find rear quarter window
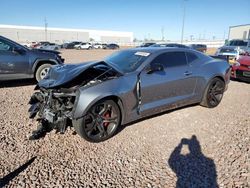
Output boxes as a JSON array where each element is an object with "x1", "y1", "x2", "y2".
[{"x1": 186, "y1": 52, "x2": 199, "y2": 64}]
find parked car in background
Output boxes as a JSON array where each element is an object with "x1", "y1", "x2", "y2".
[
  {"x1": 28, "y1": 47, "x2": 230, "y2": 142},
  {"x1": 36, "y1": 41, "x2": 50, "y2": 48},
  {"x1": 22, "y1": 41, "x2": 38, "y2": 48},
  {"x1": 93, "y1": 43, "x2": 103, "y2": 49},
  {"x1": 0, "y1": 35, "x2": 64, "y2": 81},
  {"x1": 74, "y1": 42, "x2": 93, "y2": 50},
  {"x1": 215, "y1": 39, "x2": 250, "y2": 62},
  {"x1": 150, "y1": 43, "x2": 190, "y2": 49},
  {"x1": 189, "y1": 44, "x2": 207, "y2": 53},
  {"x1": 102, "y1": 43, "x2": 108, "y2": 49},
  {"x1": 64, "y1": 41, "x2": 82, "y2": 49},
  {"x1": 103, "y1": 43, "x2": 119, "y2": 49},
  {"x1": 38, "y1": 43, "x2": 61, "y2": 51},
  {"x1": 61, "y1": 42, "x2": 70, "y2": 49},
  {"x1": 231, "y1": 54, "x2": 250, "y2": 82},
  {"x1": 139, "y1": 42, "x2": 156, "y2": 47}
]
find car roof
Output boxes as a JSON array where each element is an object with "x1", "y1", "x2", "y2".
[{"x1": 125, "y1": 47, "x2": 193, "y2": 53}]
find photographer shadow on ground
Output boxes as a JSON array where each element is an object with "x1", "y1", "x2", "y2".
[{"x1": 168, "y1": 135, "x2": 218, "y2": 188}]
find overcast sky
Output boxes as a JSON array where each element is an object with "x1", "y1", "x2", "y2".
[{"x1": 1, "y1": 0, "x2": 249, "y2": 40}]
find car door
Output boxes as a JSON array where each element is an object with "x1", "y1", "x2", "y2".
[
  {"x1": 81, "y1": 43, "x2": 87, "y2": 49},
  {"x1": 0, "y1": 38, "x2": 29, "y2": 80},
  {"x1": 139, "y1": 51, "x2": 197, "y2": 115}
]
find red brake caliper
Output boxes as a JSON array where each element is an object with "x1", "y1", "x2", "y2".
[{"x1": 103, "y1": 111, "x2": 111, "y2": 127}]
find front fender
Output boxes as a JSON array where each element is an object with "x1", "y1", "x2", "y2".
[{"x1": 72, "y1": 75, "x2": 138, "y2": 123}]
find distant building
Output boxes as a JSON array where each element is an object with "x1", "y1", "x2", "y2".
[
  {"x1": 228, "y1": 24, "x2": 250, "y2": 40},
  {"x1": 0, "y1": 24, "x2": 133, "y2": 44}
]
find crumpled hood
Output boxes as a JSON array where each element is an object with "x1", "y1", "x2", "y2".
[{"x1": 38, "y1": 61, "x2": 100, "y2": 89}]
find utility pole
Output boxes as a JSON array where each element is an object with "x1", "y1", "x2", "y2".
[
  {"x1": 181, "y1": 0, "x2": 187, "y2": 44},
  {"x1": 203, "y1": 30, "x2": 206, "y2": 40},
  {"x1": 17, "y1": 32, "x2": 19, "y2": 41},
  {"x1": 161, "y1": 26, "x2": 165, "y2": 41},
  {"x1": 44, "y1": 17, "x2": 48, "y2": 41},
  {"x1": 190, "y1": 35, "x2": 193, "y2": 41}
]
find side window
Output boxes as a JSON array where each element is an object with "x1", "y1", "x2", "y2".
[
  {"x1": 0, "y1": 39, "x2": 12, "y2": 51},
  {"x1": 186, "y1": 52, "x2": 198, "y2": 64},
  {"x1": 151, "y1": 52, "x2": 187, "y2": 68}
]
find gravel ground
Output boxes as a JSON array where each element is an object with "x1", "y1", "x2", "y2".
[{"x1": 0, "y1": 49, "x2": 249, "y2": 187}]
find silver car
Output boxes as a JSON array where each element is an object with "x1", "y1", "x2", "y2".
[
  {"x1": 29, "y1": 47, "x2": 231, "y2": 142},
  {"x1": 38, "y1": 43, "x2": 61, "y2": 51},
  {"x1": 215, "y1": 39, "x2": 250, "y2": 61}
]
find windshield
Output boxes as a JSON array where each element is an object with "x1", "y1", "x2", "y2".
[
  {"x1": 104, "y1": 50, "x2": 150, "y2": 73},
  {"x1": 228, "y1": 40, "x2": 247, "y2": 46},
  {"x1": 150, "y1": 44, "x2": 161, "y2": 47}
]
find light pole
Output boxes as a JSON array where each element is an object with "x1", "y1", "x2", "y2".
[
  {"x1": 181, "y1": 0, "x2": 187, "y2": 44},
  {"x1": 44, "y1": 17, "x2": 48, "y2": 41},
  {"x1": 161, "y1": 26, "x2": 165, "y2": 41}
]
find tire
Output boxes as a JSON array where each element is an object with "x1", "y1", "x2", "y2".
[
  {"x1": 35, "y1": 63, "x2": 52, "y2": 82},
  {"x1": 77, "y1": 46, "x2": 81, "y2": 50},
  {"x1": 200, "y1": 77, "x2": 225, "y2": 108},
  {"x1": 73, "y1": 100, "x2": 121, "y2": 142}
]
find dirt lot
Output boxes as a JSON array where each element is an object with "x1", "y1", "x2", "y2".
[{"x1": 0, "y1": 49, "x2": 249, "y2": 187}]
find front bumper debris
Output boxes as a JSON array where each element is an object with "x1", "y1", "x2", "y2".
[{"x1": 28, "y1": 89, "x2": 76, "y2": 138}]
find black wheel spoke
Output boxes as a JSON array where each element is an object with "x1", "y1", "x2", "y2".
[
  {"x1": 99, "y1": 103, "x2": 111, "y2": 116},
  {"x1": 96, "y1": 123, "x2": 108, "y2": 137},
  {"x1": 102, "y1": 116, "x2": 118, "y2": 124},
  {"x1": 85, "y1": 124, "x2": 95, "y2": 132},
  {"x1": 212, "y1": 81, "x2": 219, "y2": 90},
  {"x1": 214, "y1": 86, "x2": 224, "y2": 94},
  {"x1": 211, "y1": 93, "x2": 219, "y2": 104}
]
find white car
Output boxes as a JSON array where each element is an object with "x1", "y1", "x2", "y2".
[
  {"x1": 21, "y1": 42, "x2": 38, "y2": 48},
  {"x1": 93, "y1": 43, "x2": 103, "y2": 49},
  {"x1": 38, "y1": 43, "x2": 61, "y2": 51},
  {"x1": 74, "y1": 42, "x2": 93, "y2": 50}
]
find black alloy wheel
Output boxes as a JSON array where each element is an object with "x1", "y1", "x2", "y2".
[
  {"x1": 73, "y1": 100, "x2": 121, "y2": 142},
  {"x1": 201, "y1": 78, "x2": 225, "y2": 108}
]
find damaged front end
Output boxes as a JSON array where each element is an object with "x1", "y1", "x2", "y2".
[
  {"x1": 28, "y1": 61, "x2": 121, "y2": 140},
  {"x1": 29, "y1": 88, "x2": 76, "y2": 134}
]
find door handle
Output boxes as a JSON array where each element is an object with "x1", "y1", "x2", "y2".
[{"x1": 184, "y1": 71, "x2": 192, "y2": 76}]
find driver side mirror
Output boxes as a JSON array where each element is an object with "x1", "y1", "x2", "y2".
[
  {"x1": 13, "y1": 46, "x2": 26, "y2": 55},
  {"x1": 146, "y1": 63, "x2": 164, "y2": 74}
]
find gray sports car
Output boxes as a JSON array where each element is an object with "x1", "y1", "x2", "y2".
[{"x1": 29, "y1": 47, "x2": 231, "y2": 142}]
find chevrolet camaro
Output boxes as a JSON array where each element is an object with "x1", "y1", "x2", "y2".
[{"x1": 28, "y1": 47, "x2": 231, "y2": 142}]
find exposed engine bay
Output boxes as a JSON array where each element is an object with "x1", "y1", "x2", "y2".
[{"x1": 28, "y1": 62, "x2": 120, "y2": 139}]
